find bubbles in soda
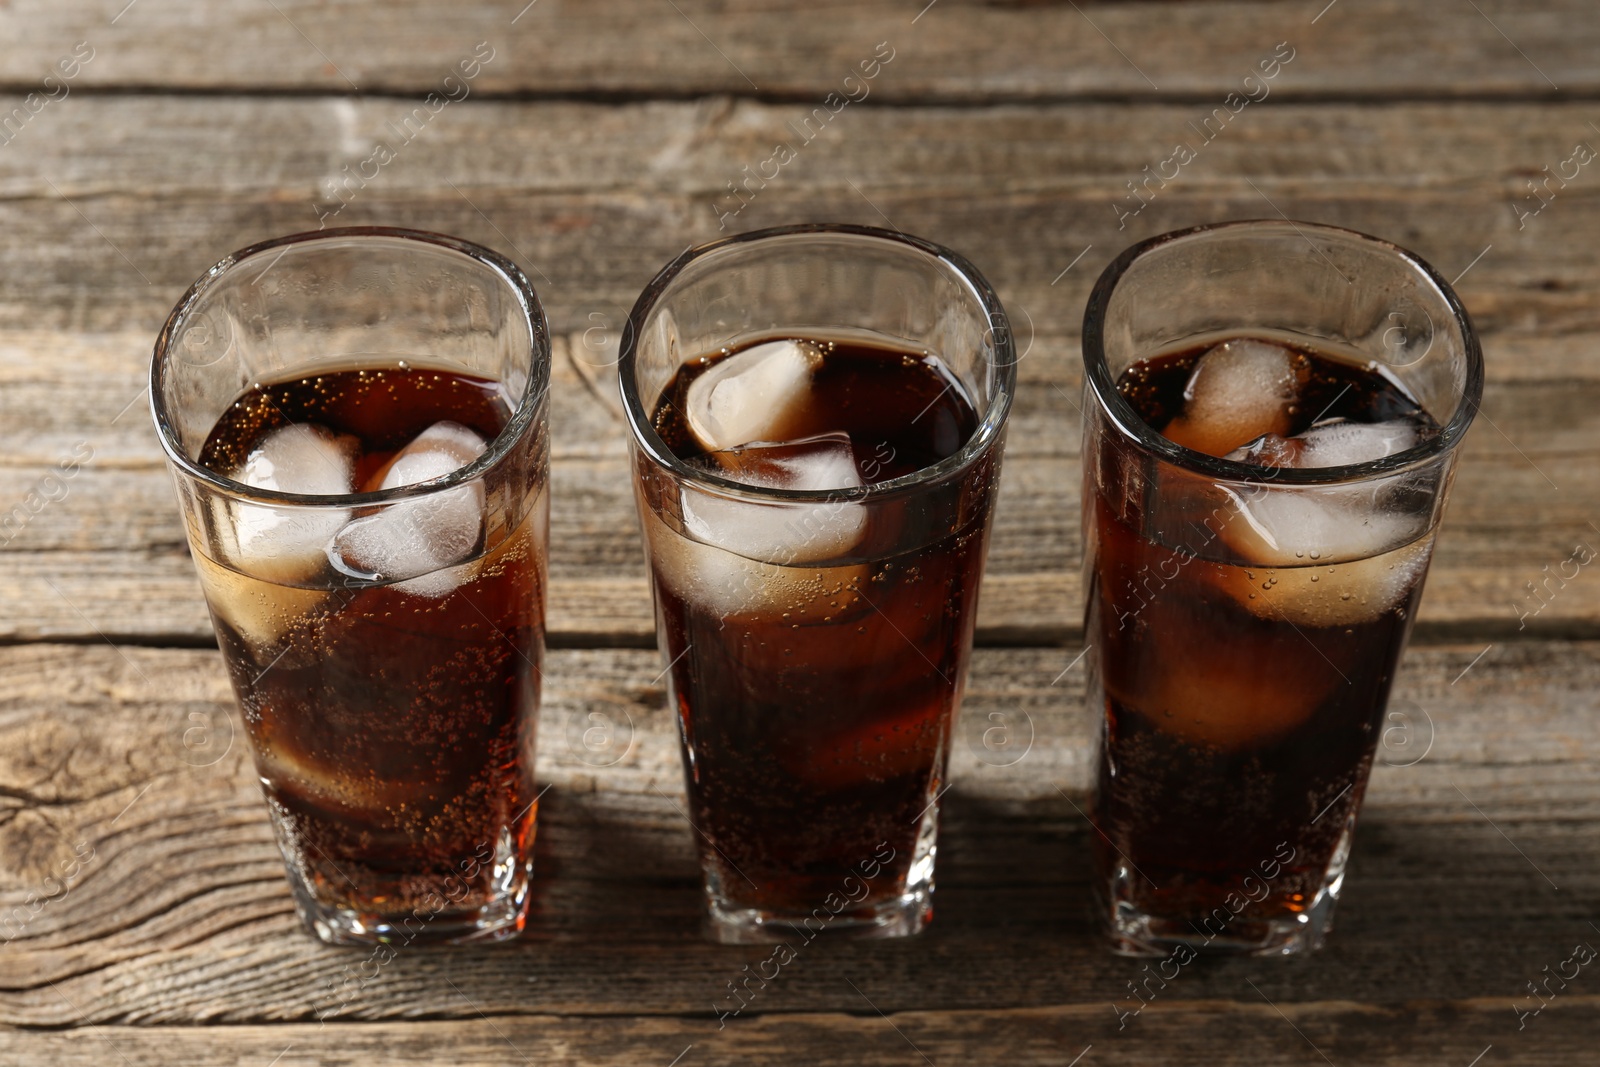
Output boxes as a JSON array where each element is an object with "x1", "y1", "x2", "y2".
[
  {"x1": 647, "y1": 334, "x2": 986, "y2": 917},
  {"x1": 197, "y1": 368, "x2": 543, "y2": 926},
  {"x1": 1090, "y1": 333, "x2": 1439, "y2": 945}
]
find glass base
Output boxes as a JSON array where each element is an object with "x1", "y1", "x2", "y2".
[
  {"x1": 286, "y1": 863, "x2": 532, "y2": 946},
  {"x1": 706, "y1": 885, "x2": 932, "y2": 944},
  {"x1": 702, "y1": 789, "x2": 941, "y2": 945},
  {"x1": 1099, "y1": 821, "x2": 1353, "y2": 958}
]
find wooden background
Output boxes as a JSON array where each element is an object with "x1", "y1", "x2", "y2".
[{"x1": 2, "y1": 1, "x2": 1597, "y2": 1063}]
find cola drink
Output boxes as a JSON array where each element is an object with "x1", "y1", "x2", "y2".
[
  {"x1": 642, "y1": 334, "x2": 993, "y2": 934},
  {"x1": 1080, "y1": 220, "x2": 1482, "y2": 957},
  {"x1": 193, "y1": 366, "x2": 544, "y2": 941},
  {"x1": 1087, "y1": 333, "x2": 1444, "y2": 952},
  {"x1": 152, "y1": 228, "x2": 552, "y2": 948}
]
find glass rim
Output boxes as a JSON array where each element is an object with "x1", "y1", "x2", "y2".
[
  {"x1": 1081, "y1": 219, "x2": 1485, "y2": 487},
  {"x1": 149, "y1": 226, "x2": 550, "y2": 508},
  {"x1": 617, "y1": 223, "x2": 1017, "y2": 504}
]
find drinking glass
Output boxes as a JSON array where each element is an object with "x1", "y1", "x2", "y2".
[
  {"x1": 1080, "y1": 220, "x2": 1482, "y2": 955},
  {"x1": 151, "y1": 227, "x2": 550, "y2": 945},
  {"x1": 619, "y1": 224, "x2": 1016, "y2": 942}
]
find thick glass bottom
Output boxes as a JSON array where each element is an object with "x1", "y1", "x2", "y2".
[
  {"x1": 701, "y1": 796, "x2": 940, "y2": 945},
  {"x1": 706, "y1": 883, "x2": 932, "y2": 944},
  {"x1": 285, "y1": 861, "x2": 532, "y2": 946},
  {"x1": 1099, "y1": 820, "x2": 1354, "y2": 958}
]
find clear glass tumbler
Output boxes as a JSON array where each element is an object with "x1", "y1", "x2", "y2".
[
  {"x1": 619, "y1": 224, "x2": 1016, "y2": 942},
  {"x1": 1081, "y1": 220, "x2": 1482, "y2": 956},
  {"x1": 151, "y1": 227, "x2": 550, "y2": 945}
]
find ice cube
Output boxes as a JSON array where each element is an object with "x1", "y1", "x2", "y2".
[
  {"x1": 709, "y1": 432, "x2": 861, "y2": 491},
  {"x1": 685, "y1": 339, "x2": 825, "y2": 452},
  {"x1": 1224, "y1": 432, "x2": 1304, "y2": 468},
  {"x1": 643, "y1": 506, "x2": 869, "y2": 621},
  {"x1": 1108, "y1": 609, "x2": 1335, "y2": 749},
  {"x1": 682, "y1": 434, "x2": 867, "y2": 563},
  {"x1": 363, "y1": 420, "x2": 486, "y2": 492},
  {"x1": 1296, "y1": 418, "x2": 1419, "y2": 467},
  {"x1": 1162, "y1": 339, "x2": 1303, "y2": 457},
  {"x1": 1211, "y1": 485, "x2": 1433, "y2": 626},
  {"x1": 1214, "y1": 414, "x2": 1431, "y2": 625},
  {"x1": 1229, "y1": 419, "x2": 1419, "y2": 469},
  {"x1": 330, "y1": 422, "x2": 487, "y2": 596},
  {"x1": 1252, "y1": 534, "x2": 1431, "y2": 628},
  {"x1": 193, "y1": 546, "x2": 331, "y2": 653},
  {"x1": 237, "y1": 423, "x2": 356, "y2": 497},
  {"x1": 258, "y1": 743, "x2": 419, "y2": 821},
  {"x1": 1223, "y1": 491, "x2": 1386, "y2": 565},
  {"x1": 219, "y1": 422, "x2": 358, "y2": 585}
]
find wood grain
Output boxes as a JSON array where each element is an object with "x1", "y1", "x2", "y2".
[
  {"x1": 6, "y1": 98, "x2": 1600, "y2": 336},
  {"x1": 0, "y1": 0, "x2": 1592, "y2": 100},
  {"x1": 0, "y1": 641, "x2": 1595, "y2": 1030},
  {"x1": 2, "y1": 1005, "x2": 1598, "y2": 1067}
]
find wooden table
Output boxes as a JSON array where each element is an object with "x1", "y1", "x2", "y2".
[{"x1": 3, "y1": 2, "x2": 1597, "y2": 1063}]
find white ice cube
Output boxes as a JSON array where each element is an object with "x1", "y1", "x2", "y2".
[
  {"x1": 238, "y1": 422, "x2": 358, "y2": 497},
  {"x1": 1296, "y1": 419, "x2": 1419, "y2": 467},
  {"x1": 368, "y1": 420, "x2": 486, "y2": 490},
  {"x1": 643, "y1": 506, "x2": 868, "y2": 621},
  {"x1": 220, "y1": 422, "x2": 357, "y2": 585},
  {"x1": 1212, "y1": 486, "x2": 1433, "y2": 627},
  {"x1": 643, "y1": 436, "x2": 871, "y2": 619},
  {"x1": 684, "y1": 339, "x2": 825, "y2": 452},
  {"x1": 1163, "y1": 338, "x2": 1302, "y2": 457},
  {"x1": 681, "y1": 435, "x2": 867, "y2": 564},
  {"x1": 1228, "y1": 419, "x2": 1420, "y2": 469},
  {"x1": 330, "y1": 421, "x2": 487, "y2": 596},
  {"x1": 1204, "y1": 398, "x2": 1435, "y2": 625},
  {"x1": 1223, "y1": 490, "x2": 1394, "y2": 565}
]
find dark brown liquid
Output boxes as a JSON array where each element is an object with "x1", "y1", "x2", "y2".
[
  {"x1": 1117, "y1": 343, "x2": 1437, "y2": 443},
  {"x1": 200, "y1": 368, "x2": 542, "y2": 923},
  {"x1": 650, "y1": 337, "x2": 986, "y2": 917},
  {"x1": 1089, "y1": 338, "x2": 1436, "y2": 940},
  {"x1": 652, "y1": 340, "x2": 973, "y2": 478}
]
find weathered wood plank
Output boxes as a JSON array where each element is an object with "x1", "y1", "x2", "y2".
[
  {"x1": 10, "y1": 97, "x2": 1600, "y2": 204},
  {"x1": 4, "y1": 98, "x2": 1600, "y2": 338},
  {"x1": 0, "y1": 0, "x2": 1592, "y2": 100},
  {"x1": 1, "y1": 1005, "x2": 1597, "y2": 1067},
  {"x1": 0, "y1": 641, "x2": 1595, "y2": 1027}
]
